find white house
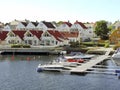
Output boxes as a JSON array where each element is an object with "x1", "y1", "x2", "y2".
[
  {"x1": 26, "y1": 22, "x2": 38, "y2": 30},
  {"x1": 70, "y1": 21, "x2": 91, "y2": 41},
  {"x1": 113, "y1": 21, "x2": 120, "y2": 30},
  {"x1": 5, "y1": 30, "x2": 26, "y2": 44},
  {"x1": 24, "y1": 30, "x2": 43, "y2": 45},
  {"x1": 16, "y1": 22, "x2": 27, "y2": 30},
  {"x1": 57, "y1": 22, "x2": 72, "y2": 31},
  {"x1": 60, "y1": 31, "x2": 80, "y2": 43},
  {"x1": 40, "y1": 30, "x2": 68, "y2": 46},
  {"x1": 36, "y1": 21, "x2": 56, "y2": 31},
  {"x1": 4, "y1": 24, "x2": 11, "y2": 31}
]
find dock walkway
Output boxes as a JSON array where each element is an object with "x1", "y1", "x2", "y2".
[{"x1": 70, "y1": 49, "x2": 111, "y2": 73}]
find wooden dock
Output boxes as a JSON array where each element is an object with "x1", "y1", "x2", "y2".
[
  {"x1": 70, "y1": 48, "x2": 113, "y2": 74},
  {"x1": 70, "y1": 55, "x2": 110, "y2": 74}
]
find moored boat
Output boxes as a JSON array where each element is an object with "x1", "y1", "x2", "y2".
[
  {"x1": 63, "y1": 52, "x2": 95, "y2": 59},
  {"x1": 112, "y1": 48, "x2": 120, "y2": 66}
]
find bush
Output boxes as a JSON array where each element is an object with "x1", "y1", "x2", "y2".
[
  {"x1": 22, "y1": 45, "x2": 31, "y2": 48},
  {"x1": 104, "y1": 43, "x2": 109, "y2": 48},
  {"x1": 11, "y1": 44, "x2": 22, "y2": 48},
  {"x1": 82, "y1": 42, "x2": 94, "y2": 46},
  {"x1": 11, "y1": 44, "x2": 31, "y2": 48},
  {"x1": 97, "y1": 43, "x2": 105, "y2": 47}
]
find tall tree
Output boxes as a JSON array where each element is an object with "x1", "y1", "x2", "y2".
[{"x1": 94, "y1": 20, "x2": 110, "y2": 40}]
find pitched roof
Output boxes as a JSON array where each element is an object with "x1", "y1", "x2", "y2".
[
  {"x1": 21, "y1": 22, "x2": 28, "y2": 27},
  {"x1": 63, "y1": 22, "x2": 72, "y2": 27},
  {"x1": 74, "y1": 21, "x2": 88, "y2": 29},
  {"x1": 60, "y1": 31, "x2": 79, "y2": 38},
  {"x1": 31, "y1": 22, "x2": 39, "y2": 27},
  {"x1": 12, "y1": 30, "x2": 26, "y2": 40},
  {"x1": 30, "y1": 30, "x2": 43, "y2": 39},
  {"x1": 47, "y1": 30, "x2": 67, "y2": 41},
  {"x1": 42, "y1": 21, "x2": 55, "y2": 28},
  {"x1": 0, "y1": 31, "x2": 8, "y2": 40}
]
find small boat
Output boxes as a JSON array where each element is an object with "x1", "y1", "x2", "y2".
[
  {"x1": 112, "y1": 48, "x2": 120, "y2": 59},
  {"x1": 37, "y1": 56, "x2": 80, "y2": 72},
  {"x1": 37, "y1": 63, "x2": 72, "y2": 72},
  {"x1": 112, "y1": 48, "x2": 120, "y2": 66},
  {"x1": 67, "y1": 58, "x2": 84, "y2": 63},
  {"x1": 63, "y1": 52, "x2": 95, "y2": 59}
]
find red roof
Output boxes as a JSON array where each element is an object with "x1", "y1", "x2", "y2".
[
  {"x1": 48, "y1": 30, "x2": 67, "y2": 42},
  {"x1": 12, "y1": 30, "x2": 26, "y2": 40},
  {"x1": 0, "y1": 31, "x2": 8, "y2": 40},
  {"x1": 63, "y1": 22, "x2": 72, "y2": 27},
  {"x1": 74, "y1": 21, "x2": 87, "y2": 29},
  {"x1": 60, "y1": 31, "x2": 79, "y2": 38},
  {"x1": 30, "y1": 30, "x2": 43, "y2": 39}
]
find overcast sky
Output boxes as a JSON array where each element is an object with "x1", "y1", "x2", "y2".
[{"x1": 0, "y1": 0, "x2": 120, "y2": 23}]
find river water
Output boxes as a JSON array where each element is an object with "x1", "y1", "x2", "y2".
[{"x1": 0, "y1": 55, "x2": 120, "y2": 90}]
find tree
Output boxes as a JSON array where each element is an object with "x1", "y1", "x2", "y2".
[{"x1": 94, "y1": 20, "x2": 110, "y2": 40}]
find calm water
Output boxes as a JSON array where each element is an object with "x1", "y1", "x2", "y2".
[{"x1": 0, "y1": 55, "x2": 120, "y2": 90}]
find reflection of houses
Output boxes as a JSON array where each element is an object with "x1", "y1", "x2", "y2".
[{"x1": 109, "y1": 29, "x2": 120, "y2": 44}]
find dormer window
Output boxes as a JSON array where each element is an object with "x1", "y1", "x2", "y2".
[
  {"x1": 9, "y1": 32, "x2": 15, "y2": 37},
  {"x1": 26, "y1": 32, "x2": 32, "y2": 37},
  {"x1": 44, "y1": 32, "x2": 50, "y2": 37}
]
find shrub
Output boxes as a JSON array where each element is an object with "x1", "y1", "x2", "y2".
[
  {"x1": 11, "y1": 44, "x2": 31, "y2": 48},
  {"x1": 97, "y1": 43, "x2": 105, "y2": 47},
  {"x1": 104, "y1": 43, "x2": 109, "y2": 48},
  {"x1": 82, "y1": 42, "x2": 94, "y2": 46},
  {"x1": 11, "y1": 44, "x2": 22, "y2": 48}
]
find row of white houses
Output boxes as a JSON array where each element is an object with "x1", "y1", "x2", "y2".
[
  {"x1": 0, "y1": 30, "x2": 80, "y2": 47},
  {"x1": 3, "y1": 20, "x2": 95, "y2": 41}
]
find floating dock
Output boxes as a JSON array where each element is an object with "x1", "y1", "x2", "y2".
[
  {"x1": 70, "y1": 55, "x2": 110, "y2": 74},
  {"x1": 70, "y1": 49, "x2": 112, "y2": 74}
]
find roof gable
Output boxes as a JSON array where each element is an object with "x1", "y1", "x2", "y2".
[
  {"x1": 0, "y1": 31, "x2": 9, "y2": 40},
  {"x1": 12, "y1": 30, "x2": 26, "y2": 40},
  {"x1": 30, "y1": 30, "x2": 43, "y2": 39},
  {"x1": 63, "y1": 22, "x2": 72, "y2": 27},
  {"x1": 74, "y1": 21, "x2": 88, "y2": 29},
  {"x1": 47, "y1": 30, "x2": 66, "y2": 41},
  {"x1": 60, "y1": 31, "x2": 79, "y2": 38}
]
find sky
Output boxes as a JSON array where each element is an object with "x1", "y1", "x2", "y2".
[{"x1": 0, "y1": 0, "x2": 120, "y2": 23}]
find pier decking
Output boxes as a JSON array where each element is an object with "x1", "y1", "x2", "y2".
[
  {"x1": 70, "y1": 49, "x2": 112, "y2": 74},
  {"x1": 70, "y1": 55, "x2": 109, "y2": 73}
]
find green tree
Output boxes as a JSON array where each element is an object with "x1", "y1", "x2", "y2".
[{"x1": 94, "y1": 20, "x2": 110, "y2": 40}]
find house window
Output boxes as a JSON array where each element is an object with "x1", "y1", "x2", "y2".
[
  {"x1": 44, "y1": 32, "x2": 50, "y2": 37},
  {"x1": 25, "y1": 40, "x2": 27, "y2": 44},
  {"x1": 56, "y1": 41, "x2": 58, "y2": 45},
  {"x1": 34, "y1": 40, "x2": 37, "y2": 45}
]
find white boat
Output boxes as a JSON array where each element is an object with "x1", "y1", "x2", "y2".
[
  {"x1": 37, "y1": 57, "x2": 79, "y2": 72},
  {"x1": 37, "y1": 63, "x2": 73, "y2": 72},
  {"x1": 112, "y1": 48, "x2": 120, "y2": 66},
  {"x1": 63, "y1": 52, "x2": 95, "y2": 59}
]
